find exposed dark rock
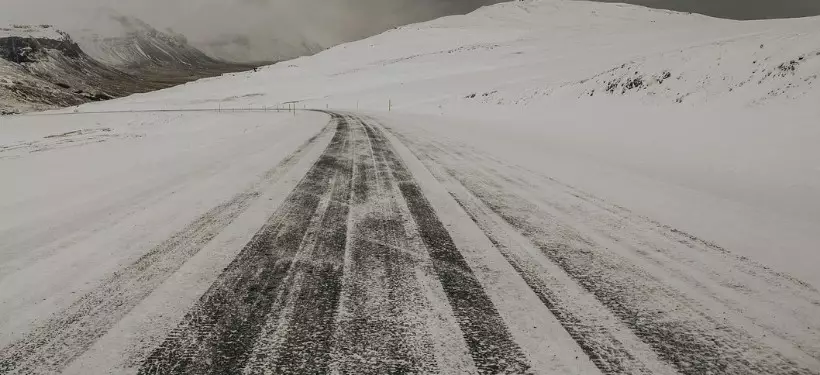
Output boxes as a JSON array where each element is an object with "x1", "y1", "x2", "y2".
[
  {"x1": 0, "y1": 33, "x2": 81, "y2": 63},
  {"x1": 623, "y1": 76, "x2": 644, "y2": 90},
  {"x1": 657, "y1": 71, "x2": 671, "y2": 84}
]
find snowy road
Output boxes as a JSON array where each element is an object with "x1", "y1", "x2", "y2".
[{"x1": 2, "y1": 111, "x2": 820, "y2": 374}]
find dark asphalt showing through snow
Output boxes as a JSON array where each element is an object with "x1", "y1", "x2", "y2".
[
  {"x1": 3, "y1": 111, "x2": 819, "y2": 375},
  {"x1": 137, "y1": 113, "x2": 530, "y2": 374}
]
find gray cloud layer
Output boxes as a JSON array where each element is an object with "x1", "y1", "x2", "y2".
[
  {"x1": 593, "y1": 0, "x2": 820, "y2": 20},
  {"x1": 2, "y1": 0, "x2": 820, "y2": 62},
  {"x1": 1, "y1": 0, "x2": 499, "y2": 61}
]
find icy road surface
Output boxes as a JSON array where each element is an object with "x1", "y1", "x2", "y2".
[{"x1": 1, "y1": 111, "x2": 819, "y2": 374}]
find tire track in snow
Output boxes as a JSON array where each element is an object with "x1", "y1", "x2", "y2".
[
  {"x1": 450, "y1": 193, "x2": 654, "y2": 375},
  {"x1": 242, "y1": 113, "x2": 354, "y2": 373},
  {"x1": 140, "y1": 113, "x2": 532, "y2": 374},
  {"x1": 138, "y1": 115, "x2": 353, "y2": 374},
  {"x1": 388, "y1": 127, "x2": 820, "y2": 375},
  {"x1": 325, "y1": 115, "x2": 438, "y2": 374},
  {"x1": 360, "y1": 118, "x2": 532, "y2": 374},
  {"x1": 467, "y1": 175, "x2": 816, "y2": 375},
  {"x1": 0, "y1": 124, "x2": 331, "y2": 375},
  {"x1": 397, "y1": 136, "x2": 661, "y2": 375}
]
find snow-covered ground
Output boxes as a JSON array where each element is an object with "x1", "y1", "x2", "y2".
[
  {"x1": 2, "y1": 0, "x2": 820, "y2": 373},
  {"x1": 70, "y1": 0, "x2": 820, "y2": 288}
]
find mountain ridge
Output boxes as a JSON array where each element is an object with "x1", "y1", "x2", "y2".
[{"x1": 0, "y1": 20, "x2": 257, "y2": 114}]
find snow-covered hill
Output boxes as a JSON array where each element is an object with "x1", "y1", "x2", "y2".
[
  {"x1": 73, "y1": 0, "x2": 820, "y2": 289},
  {"x1": 471, "y1": 14, "x2": 820, "y2": 108},
  {"x1": 89, "y1": 0, "x2": 820, "y2": 111}
]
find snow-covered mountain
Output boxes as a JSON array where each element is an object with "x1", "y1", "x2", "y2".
[
  {"x1": 1, "y1": 25, "x2": 126, "y2": 113},
  {"x1": 74, "y1": 16, "x2": 255, "y2": 74},
  {"x1": 0, "y1": 20, "x2": 252, "y2": 114}
]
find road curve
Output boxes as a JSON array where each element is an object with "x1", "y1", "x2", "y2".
[{"x1": 2, "y1": 111, "x2": 819, "y2": 374}]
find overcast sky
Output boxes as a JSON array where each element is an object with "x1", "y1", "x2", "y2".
[
  {"x1": 1, "y1": 0, "x2": 500, "y2": 61},
  {"x1": 2, "y1": 0, "x2": 820, "y2": 61},
  {"x1": 592, "y1": 0, "x2": 820, "y2": 20}
]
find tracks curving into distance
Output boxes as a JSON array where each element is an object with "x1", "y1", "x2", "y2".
[
  {"x1": 3, "y1": 111, "x2": 820, "y2": 374},
  {"x1": 138, "y1": 113, "x2": 530, "y2": 374}
]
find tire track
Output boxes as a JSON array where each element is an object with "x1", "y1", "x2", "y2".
[
  {"x1": 138, "y1": 115, "x2": 353, "y2": 374},
  {"x1": 327, "y1": 115, "x2": 438, "y2": 374},
  {"x1": 139, "y1": 113, "x2": 534, "y2": 374},
  {"x1": 396, "y1": 135, "x2": 661, "y2": 375},
  {"x1": 448, "y1": 191, "x2": 661, "y2": 375},
  {"x1": 242, "y1": 114, "x2": 354, "y2": 374},
  {"x1": 387, "y1": 126, "x2": 820, "y2": 375},
  {"x1": 358, "y1": 118, "x2": 533, "y2": 374},
  {"x1": 466, "y1": 176, "x2": 814, "y2": 375},
  {"x1": 0, "y1": 124, "x2": 332, "y2": 375}
]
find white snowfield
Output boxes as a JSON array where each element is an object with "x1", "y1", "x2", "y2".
[{"x1": 2, "y1": 0, "x2": 820, "y2": 374}]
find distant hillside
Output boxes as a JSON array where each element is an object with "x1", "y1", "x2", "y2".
[
  {"x1": 75, "y1": 16, "x2": 261, "y2": 77},
  {"x1": 0, "y1": 21, "x2": 256, "y2": 114}
]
